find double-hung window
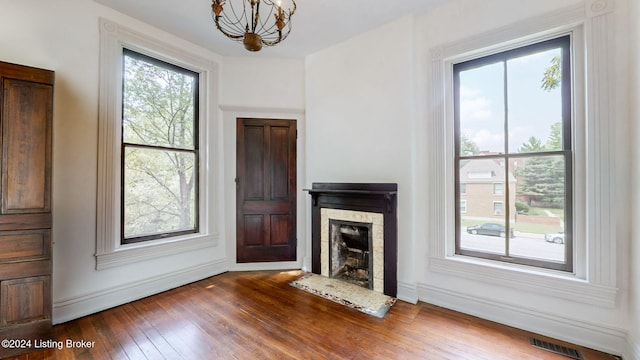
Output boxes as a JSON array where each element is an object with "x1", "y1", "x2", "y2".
[
  {"x1": 454, "y1": 35, "x2": 573, "y2": 271},
  {"x1": 96, "y1": 19, "x2": 218, "y2": 269},
  {"x1": 121, "y1": 49, "x2": 199, "y2": 244}
]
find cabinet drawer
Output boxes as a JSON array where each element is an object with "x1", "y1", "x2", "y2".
[{"x1": 0, "y1": 230, "x2": 50, "y2": 263}]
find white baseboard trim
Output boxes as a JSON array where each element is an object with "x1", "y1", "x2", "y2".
[
  {"x1": 419, "y1": 283, "x2": 627, "y2": 357},
  {"x1": 228, "y1": 261, "x2": 301, "y2": 272},
  {"x1": 626, "y1": 337, "x2": 640, "y2": 360},
  {"x1": 397, "y1": 281, "x2": 419, "y2": 304},
  {"x1": 53, "y1": 259, "x2": 228, "y2": 324},
  {"x1": 301, "y1": 256, "x2": 312, "y2": 273}
]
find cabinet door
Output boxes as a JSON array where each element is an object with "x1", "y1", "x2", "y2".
[
  {"x1": 1, "y1": 78, "x2": 52, "y2": 214},
  {"x1": 0, "y1": 61, "x2": 54, "y2": 358}
]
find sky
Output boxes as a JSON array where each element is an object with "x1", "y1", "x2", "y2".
[{"x1": 459, "y1": 48, "x2": 563, "y2": 154}]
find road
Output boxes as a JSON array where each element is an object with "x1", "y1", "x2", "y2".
[{"x1": 460, "y1": 229, "x2": 565, "y2": 262}]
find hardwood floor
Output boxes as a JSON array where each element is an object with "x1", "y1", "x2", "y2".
[{"x1": 12, "y1": 270, "x2": 616, "y2": 360}]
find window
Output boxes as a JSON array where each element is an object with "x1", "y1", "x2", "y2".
[
  {"x1": 460, "y1": 183, "x2": 467, "y2": 194},
  {"x1": 493, "y1": 201, "x2": 503, "y2": 215},
  {"x1": 460, "y1": 200, "x2": 467, "y2": 214},
  {"x1": 96, "y1": 19, "x2": 219, "y2": 269},
  {"x1": 454, "y1": 35, "x2": 572, "y2": 271},
  {"x1": 121, "y1": 50, "x2": 199, "y2": 244}
]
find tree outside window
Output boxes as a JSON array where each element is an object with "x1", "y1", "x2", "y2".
[{"x1": 121, "y1": 49, "x2": 199, "y2": 244}]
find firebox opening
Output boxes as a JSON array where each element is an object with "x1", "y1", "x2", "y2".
[{"x1": 329, "y1": 220, "x2": 373, "y2": 289}]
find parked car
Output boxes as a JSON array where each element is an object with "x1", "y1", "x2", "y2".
[
  {"x1": 466, "y1": 223, "x2": 514, "y2": 238},
  {"x1": 545, "y1": 232, "x2": 565, "y2": 244}
]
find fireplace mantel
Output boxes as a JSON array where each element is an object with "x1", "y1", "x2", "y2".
[
  {"x1": 305, "y1": 183, "x2": 398, "y2": 297},
  {"x1": 304, "y1": 186, "x2": 397, "y2": 212}
]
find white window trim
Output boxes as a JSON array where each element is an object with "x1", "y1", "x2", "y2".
[
  {"x1": 96, "y1": 19, "x2": 220, "y2": 270},
  {"x1": 427, "y1": 1, "x2": 619, "y2": 307},
  {"x1": 460, "y1": 200, "x2": 467, "y2": 214}
]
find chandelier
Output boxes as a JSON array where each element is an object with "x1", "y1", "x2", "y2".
[{"x1": 211, "y1": 0, "x2": 297, "y2": 52}]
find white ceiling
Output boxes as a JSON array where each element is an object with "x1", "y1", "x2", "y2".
[{"x1": 94, "y1": 0, "x2": 448, "y2": 58}]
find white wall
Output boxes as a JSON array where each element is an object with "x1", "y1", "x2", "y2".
[
  {"x1": 629, "y1": 0, "x2": 640, "y2": 356},
  {"x1": 220, "y1": 56, "x2": 306, "y2": 271},
  {"x1": 305, "y1": 0, "x2": 632, "y2": 355},
  {"x1": 305, "y1": 16, "x2": 418, "y2": 298},
  {"x1": 0, "y1": 0, "x2": 305, "y2": 323}
]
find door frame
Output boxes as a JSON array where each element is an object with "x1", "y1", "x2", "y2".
[{"x1": 221, "y1": 109, "x2": 306, "y2": 271}]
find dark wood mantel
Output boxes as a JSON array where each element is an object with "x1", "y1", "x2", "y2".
[{"x1": 304, "y1": 183, "x2": 398, "y2": 297}]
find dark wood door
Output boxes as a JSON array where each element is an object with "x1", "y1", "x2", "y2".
[
  {"x1": 0, "y1": 61, "x2": 54, "y2": 357},
  {"x1": 236, "y1": 118, "x2": 296, "y2": 263}
]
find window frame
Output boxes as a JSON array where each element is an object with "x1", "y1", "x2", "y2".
[
  {"x1": 120, "y1": 49, "x2": 201, "y2": 244},
  {"x1": 453, "y1": 35, "x2": 573, "y2": 271},
  {"x1": 96, "y1": 19, "x2": 220, "y2": 270}
]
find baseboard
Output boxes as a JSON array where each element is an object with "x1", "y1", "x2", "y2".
[
  {"x1": 419, "y1": 283, "x2": 627, "y2": 357},
  {"x1": 397, "y1": 280, "x2": 419, "y2": 304},
  {"x1": 228, "y1": 261, "x2": 301, "y2": 272},
  {"x1": 52, "y1": 259, "x2": 228, "y2": 324},
  {"x1": 626, "y1": 337, "x2": 640, "y2": 360},
  {"x1": 302, "y1": 256, "x2": 312, "y2": 273}
]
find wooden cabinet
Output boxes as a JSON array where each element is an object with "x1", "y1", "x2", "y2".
[{"x1": 0, "y1": 61, "x2": 53, "y2": 358}]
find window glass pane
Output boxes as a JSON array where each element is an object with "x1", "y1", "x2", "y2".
[
  {"x1": 460, "y1": 220, "x2": 507, "y2": 255},
  {"x1": 458, "y1": 62, "x2": 505, "y2": 155},
  {"x1": 507, "y1": 48, "x2": 563, "y2": 153},
  {"x1": 123, "y1": 147, "x2": 196, "y2": 239},
  {"x1": 123, "y1": 54, "x2": 196, "y2": 150},
  {"x1": 458, "y1": 158, "x2": 510, "y2": 255},
  {"x1": 511, "y1": 154, "x2": 566, "y2": 262},
  {"x1": 454, "y1": 36, "x2": 571, "y2": 270}
]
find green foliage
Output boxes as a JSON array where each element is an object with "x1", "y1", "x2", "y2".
[
  {"x1": 518, "y1": 136, "x2": 546, "y2": 153},
  {"x1": 460, "y1": 134, "x2": 480, "y2": 156},
  {"x1": 515, "y1": 201, "x2": 529, "y2": 214},
  {"x1": 541, "y1": 55, "x2": 561, "y2": 91},
  {"x1": 515, "y1": 156, "x2": 565, "y2": 208},
  {"x1": 546, "y1": 122, "x2": 562, "y2": 151}
]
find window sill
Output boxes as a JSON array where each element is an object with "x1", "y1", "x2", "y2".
[
  {"x1": 429, "y1": 255, "x2": 618, "y2": 308},
  {"x1": 95, "y1": 233, "x2": 218, "y2": 270}
]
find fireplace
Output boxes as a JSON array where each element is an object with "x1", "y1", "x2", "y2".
[
  {"x1": 329, "y1": 219, "x2": 372, "y2": 288},
  {"x1": 305, "y1": 183, "x2": 397, "y2": 297}
]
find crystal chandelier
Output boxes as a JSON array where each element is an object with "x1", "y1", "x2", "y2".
[{"x1": 211, "y1": 0, "x2": 297, "y2": 52}]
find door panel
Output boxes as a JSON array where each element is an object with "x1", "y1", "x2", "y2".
[
  {"x1": 270, "y1": 215, "x2": 290, "y2": 245},
  {"x1": 243, "y1": 215, "x2": 264, "y2": 246},
  {"x1": 237, "y1": 118, "x2": 296, "y2": 263}
]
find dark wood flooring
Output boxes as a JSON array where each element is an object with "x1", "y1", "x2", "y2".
[{"x1": 10, "y1": 270, "x2": 616, "y2": 359}]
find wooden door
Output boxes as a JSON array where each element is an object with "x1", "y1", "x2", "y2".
[
  {"x1": 0, "y1": 61, "x2": 53, "y2": 358},
  {"x1": 236, "y1": 118, "x2": 296, "y2": 263}
]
